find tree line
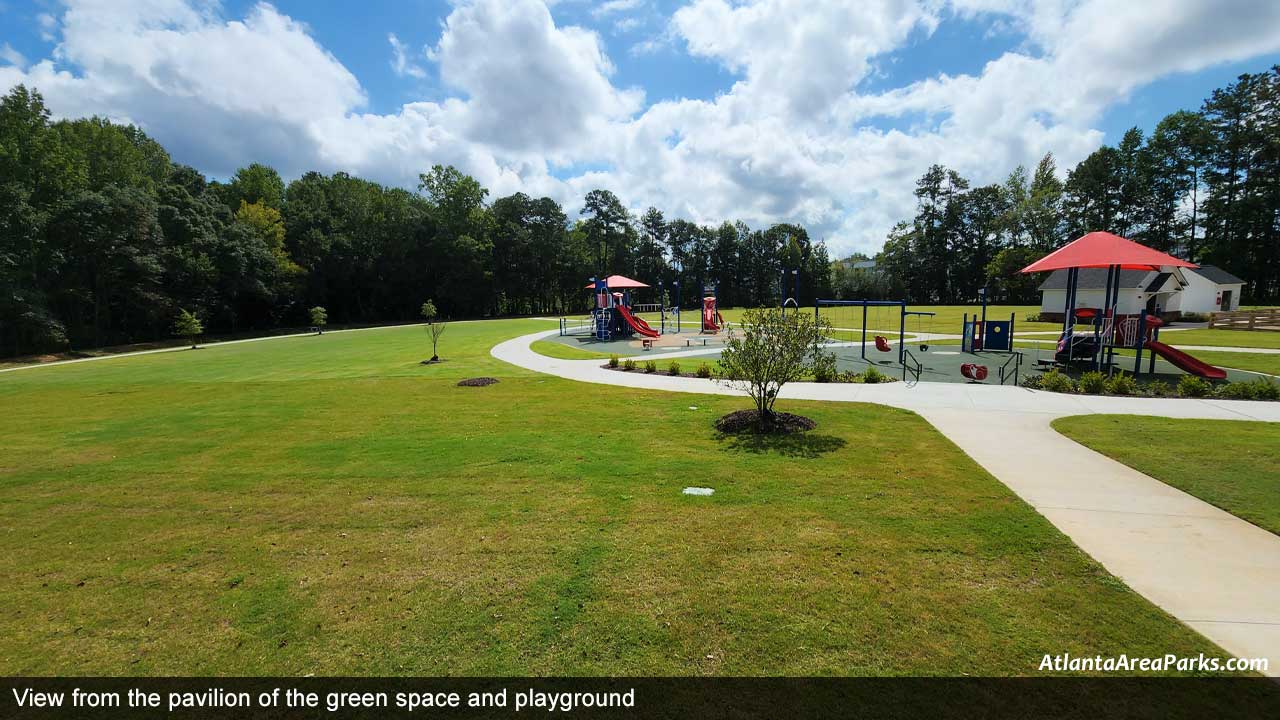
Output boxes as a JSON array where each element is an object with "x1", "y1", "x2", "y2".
[
  {"x1": 835, "y1": 66, "x2": 1280, "y2": 305},
  {"x1": 5, "y1": 66, "x2": 1275, "y2": 357},
  {"x1": 0, "y1": 85, "x2": 830, "y2": 357}
]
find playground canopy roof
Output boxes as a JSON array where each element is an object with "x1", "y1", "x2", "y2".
[
  {"x1": 1019, "y1": 231, "x2": 1198, "y2": 273},
  {"x1": 585, "y1": 274, "x2": 651, "y2": 289}
]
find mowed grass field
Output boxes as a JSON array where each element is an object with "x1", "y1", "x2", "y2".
[
  {"x1": 1158, "y1": 329, "x2": 1280, "y2": 350},
  {"x1": 711, "y1": 304, "x2": 1050, "y2": 333},
  {"x1": 1054, "y1": 416, "x2": 1280, "y2": 536},
  {"x1": 0, "y1": 319, "x2": 1236, "y2": 675}
]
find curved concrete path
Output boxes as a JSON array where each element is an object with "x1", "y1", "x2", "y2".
[{"x1": 496, "y1": 329, "x2": 1280, "y2": 674}]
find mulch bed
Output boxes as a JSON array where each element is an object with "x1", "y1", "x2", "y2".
[
  {"x1": 457, "y1": 377, "x2": 499, "y2": 387},
  {"x1": 714, "y1": 409, "x2": 816, "y2": 435}
]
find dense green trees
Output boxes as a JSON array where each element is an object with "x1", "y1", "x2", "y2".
[
  {"x1": 6, "y1": 66, "x2": 1275, "y2": 357},
  {"x1": 860, "y1": 66, "x2": 1280, "y2": 305},
  {"x1": 0, "y1": 85, "x2": 833, "y2": 357}
]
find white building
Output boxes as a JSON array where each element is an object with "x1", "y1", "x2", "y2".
[{"x1": 1037, "y1": 265, "x2": 1244, "y2": 321}]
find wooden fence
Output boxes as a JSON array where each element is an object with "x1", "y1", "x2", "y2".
[{"x1": 1207, "y1": 308, "x2": 1280, "y2": 331}]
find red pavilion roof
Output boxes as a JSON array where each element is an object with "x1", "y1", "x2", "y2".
[{"x1": 1020, "y1": 232, "x2": 1197, "y2": 273}]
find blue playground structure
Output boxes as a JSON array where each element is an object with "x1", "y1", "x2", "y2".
[{"x1": 961, "y1": 288, "x2": 1016, "y2": 353}]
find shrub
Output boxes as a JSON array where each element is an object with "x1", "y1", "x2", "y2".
[
  {"x1": 1144, "y1": 380, "x2": 1171, "y2": 397},
  {"x1": 1025, "y1": 312, "x2": 1044, "y2": 323},
  {"x1": 172, "y1": 308, "x2": 204, "y2": 349},
  {"x1": 1251, "y1": 378, "x2": 1280, "y2": 401},
  {"x1": 716, "y1": 307, "x2": 832, "y2": 421},
  {"x1": 1021, "y1": 373, "x2": 1044, "y2": 390},
  {"x1": 1104, "y1": 372, "x2": 1138, "y2": 396},
  {"x1": 1178, "y1": 312, "x2": 1209, "y2": 323},
  {"x1": 840, "y1": 370, "x2": 862, "y2": 383},
  {"x1": 812, "y1": 351, "x2": 838, "y2": 383},
  {"x1": 608, "y1": 354, "x2": 620, "y2": 368},
  {"x1": 1217, "y1": 381, "x2": 1256, "y2": 400},
  {"x1": 1178, "y1": 375, "x2": 1211, "y2": 398},
  {"x1": 696, "y1": 363, "x2": 713, "y2": 379},
  {"x1": 862, "y1": 367, "x2": 887, "y2": 384},
  {"x1": 1078, "y1": 370, "x2": 1107, "y2": 395},
  {"x1": 643, "y1": 360, "x2": 657, "y2": 374},
  {"x1": 622, "y1": 358, "x2": 636, "y2": 371},
  {"x1": 667, "y1": 361, "x2": 681, "y2": 376},
  {"x1": 1040, "y1": 369, "x2": 1076, "y2": 394},
  {"x1": 309, "y1": 306, "x2": 328, "y2": 333}
]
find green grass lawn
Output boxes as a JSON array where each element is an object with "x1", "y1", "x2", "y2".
[
  {"x1": 1053, "y1": 416, "x2": 1280, "y2": 535},
  {"x1": 1162, "y1": 350, "x2": 1280, "y2": 378},
  {"x1": 1104, "y1": 347, "x2": 1280, "y2": 378},
  {"x1": 0, "y1": 319, "x2": 1237, "y2": 675},
  {"x1": 1158, "y1": 329, "x2": 1280, "y2": 350},
  {"x1": 530, "y1": 339, "x2": 617, "y2": 360}
]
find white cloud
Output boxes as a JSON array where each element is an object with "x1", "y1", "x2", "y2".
[
  {"x1": 3, "y1": 0, "x2": 1280, "y2": 255},
  {"x1": 388, "y1": 33, "x2": 426, "y2": 79},
  {"x1": 593, "y1": 0, "x2": 643, "y2": 17},
  {"x1": 427, "y1": 0, "x2": 643, "y2": 155},
  {"x1": 36, "y1": 12, "x2": 58, "y2": 42},
  {"x1": 0, "y1": 43, "x2": 26, "y2": 69}
]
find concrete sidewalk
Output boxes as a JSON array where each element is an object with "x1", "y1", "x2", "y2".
[{"x1": 495, "y1": 329, "x2": 1280, "y2": 673}]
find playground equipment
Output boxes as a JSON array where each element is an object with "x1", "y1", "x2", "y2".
[
  {"x1": 1021, "y1": 231, "x2": 1226, "y2": 380},
  {"x1": 961, "y1": 363, "x2": 988, "y2": 382},
  {"x1": 961, "y1": 288, "x2": 1016, "y2": 353},
  {"x1": 558, "y1": 275, "x2": 663, "y2": 341},
  {"x1": 1056, "y1": 307, "x2": 1226, "y2": 379},
  {"x1": 702, "y1": 284, "x2": 725, "y2": 333},
  {"x1": 661, "y1": 305, "x2": 681, "y2": 334},
  {"x1": 815, "y1": 299, "x2": 935, "y2": 366}
]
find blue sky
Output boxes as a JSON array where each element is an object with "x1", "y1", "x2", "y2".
[{"x1": 2, "y1": 1, "x2": 1278, "y2": 255}]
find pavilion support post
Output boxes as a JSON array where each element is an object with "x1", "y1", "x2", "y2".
[
  {"x1": 1064, "y1": 267, "x2": 1079, "y2": 349},
  {"x1": 1099, "y1": 264, "x2": 1116, "y2": 372},
  {"x1": 1134, "y1": 311, "x2": 1148, "y2": 376}
]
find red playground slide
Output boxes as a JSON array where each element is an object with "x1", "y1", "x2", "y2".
[
  {"x1": 1145, "y1": 340, "x2": 1227, "y2": 380},
  {"x1": 616, "y1": 304, "x2": 660, "y2": 338}
]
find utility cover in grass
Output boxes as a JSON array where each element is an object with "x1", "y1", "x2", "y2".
[
  {"x1": 683, "y1": 487, "x2": 714, "y2": 496},
  {"x1": 457, "y1": 377, "x2": 499, "y2": 387}
]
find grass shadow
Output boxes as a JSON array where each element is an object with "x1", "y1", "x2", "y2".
[{"x1": 716, "y1": 431, "x2": 847, "y2": 459}]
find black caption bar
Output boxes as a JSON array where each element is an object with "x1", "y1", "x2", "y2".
[{"x1": 2, "y1": 678, "x2": 1277, "y2": 719}]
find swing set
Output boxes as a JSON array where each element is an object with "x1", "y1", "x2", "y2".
[{"x1": 814, "y1": 299, "x2": 936, "y2": 364}]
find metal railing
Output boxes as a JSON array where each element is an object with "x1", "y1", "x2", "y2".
[
  {"x1": 999, "y1": 351, "x2": 1023, "y2": 386},
  {"x1": 902, "y1": 347, "x2": 923, "y2": 385}
]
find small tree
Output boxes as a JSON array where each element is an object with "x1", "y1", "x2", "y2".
[
  {"x1": 422, "y1": 300, "x2": 446, "y2": 361},
  {"x1": 717, "y1": 307, "x2": 831, "y2": 427},
  {"x1": 309, "y1": 306, "x2": 328, "y2": 334},
  {"x1": 173, "y1": 309, "x2": 204, "y2": 349}
]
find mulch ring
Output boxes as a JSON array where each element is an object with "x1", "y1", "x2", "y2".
[
  {"x1": 457, "y1": 377, "x2": 499, "y2": 387},
  {"x1": 714, "y1": 409, "x2": 815, "y2": 435}
]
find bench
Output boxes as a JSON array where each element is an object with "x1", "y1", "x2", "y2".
[{"x1": 642, "y1": 339, "x2": 654, "y2": 350}]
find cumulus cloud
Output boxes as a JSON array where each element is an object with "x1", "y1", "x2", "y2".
[
  {"x1": 593, "y1": 0, "x2": 643, "y2": 17},
  {"x1": 429, "y1": 0, "x2": 643, "y2": 155},
  {"x1": 388, "y1": 33, "x2": 426, "y2": 79},
  {"x1": 36, "y1": 12, "x2": 58, "y2": 42},
  {"x1": 0, "y1": 43, "x2": 26, "y2": 69},
  {"x1": 4, "y1": 0, "x2": 1279, "y2": 254}
]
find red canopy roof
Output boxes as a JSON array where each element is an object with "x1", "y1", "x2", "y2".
[
  {"x1": 585, "y1": 274, "x2": 651, "y2": 289},
  {"x1": 1020, "y1": 232, "x2": 1197, "y2": 273}
]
